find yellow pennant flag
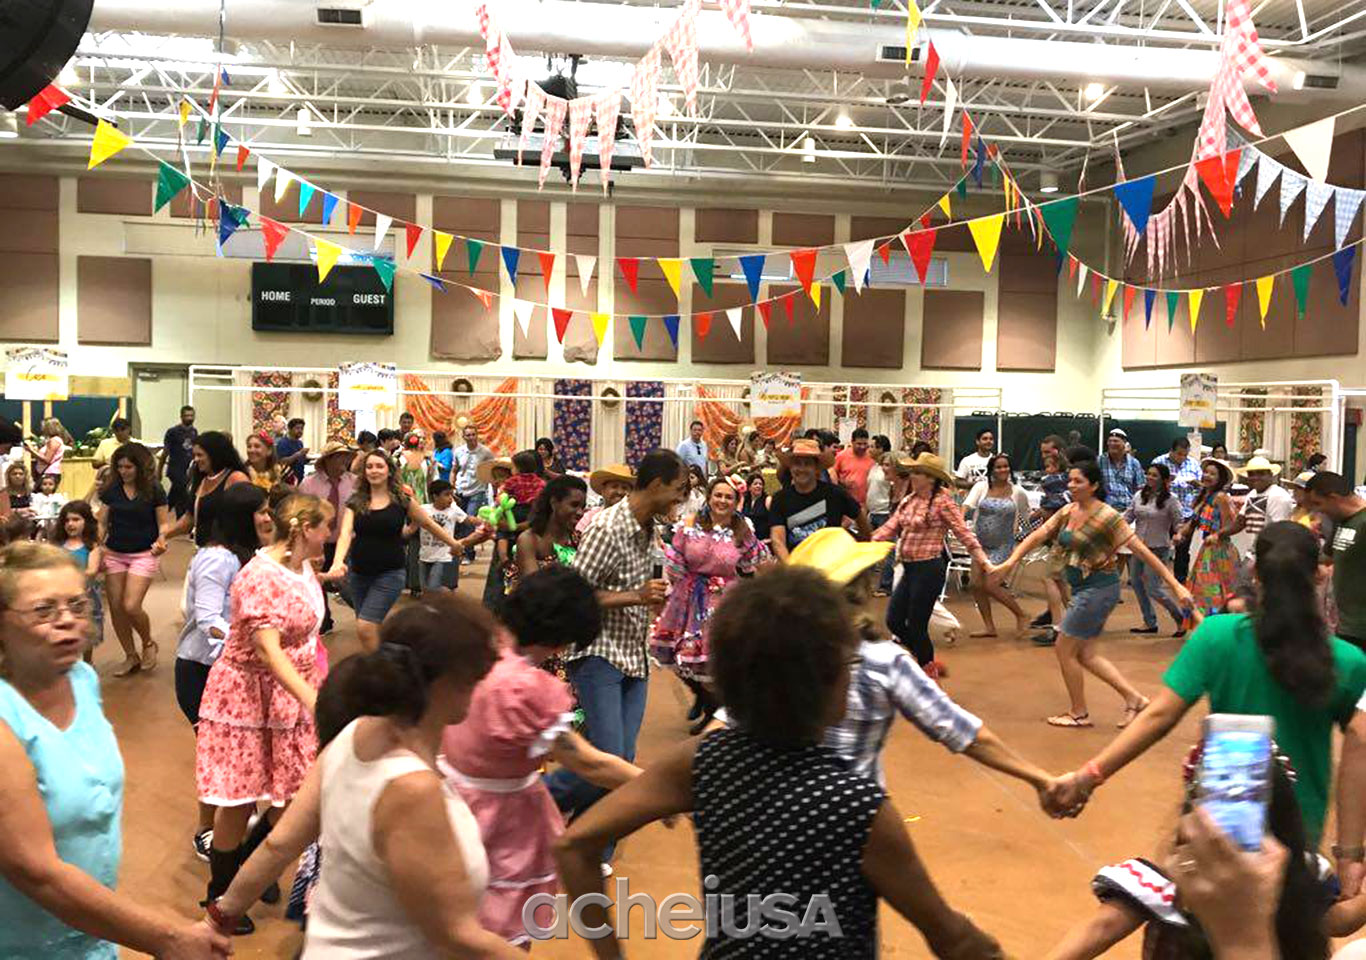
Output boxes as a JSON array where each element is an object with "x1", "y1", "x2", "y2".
[
  {"x1": 967, "y1": 214, "x2": 1006, "y2": 273},
  {"x1": 591, "y1": 312, "x2": 610, "y2": 345},
  {"x1": 659, "y1": 258, "x2": 682, "y2": 297},
  {"x1": 274, "y1": 169, "x2": 295, "y2": 204},
  {"x1": 1103, "y1": 278, "x2": 1119, "y2": 315},
  {"x1": 810, "y1": 282, "x2": 822, "y2": 309},
  {"x1": 905, "y1": 0, "x2": 923, "y2": 63},
  {"x1": 1255, "y1": 275, "x2": 1274, "y2": 329},
  {"x1": 433, "y1": 231, "x2": 454, "y2": 272},
  {"x1": 937, "y1": 194, "x2": 951, "y2": 218},
  {"x1": 88, "y1": 120, "x2": 133, "y2": 170},
  {"x1": 1187, "y1": 288, "x2": 1205, "y2": 333},
  {"x1": 178, "y1": 99, "x2": 192, "y2": 128},
  {"x1": 315, "y1": 239, "x2": 342, "y2": 283}
]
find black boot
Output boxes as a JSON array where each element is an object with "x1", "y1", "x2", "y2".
[
  {"x1": 240, "y1": 813, "x2": 281, "y2": 905},
  {"x1": 203, "y1": 847, "x2": 256, "y2": 935},
  {"x1": 688, "y1": 686, "x2": 718, "y2": 736},
  {"x1": 682, "y1": 678, "x2": 706, "y2": 721}
]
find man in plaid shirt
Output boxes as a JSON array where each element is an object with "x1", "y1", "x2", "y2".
[
  {"x1": 1099, "y1": 429, "x2": 1145, "y2": 511},
  {"x1": 545, "y1": 448, "x2": 688, "y2": 867},
  {"x1": 1152, "y1": 436, "x2": 1203, "y2": 582}
]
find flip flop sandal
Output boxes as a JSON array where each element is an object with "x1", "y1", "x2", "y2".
[
  {"x1": 1118, "y1": 698, "x2": 1150, "y2": 728},
  {"x1": 1047, "y1": 712, "x2": 1093, "y2": 728}
]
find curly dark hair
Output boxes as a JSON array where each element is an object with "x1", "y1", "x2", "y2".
[
  {"x1": 501, "y1": 565, "x2": 601, "y2": 654},
  {"x1": 709, "y1": 566, "x2": 856, "y2": 747}
]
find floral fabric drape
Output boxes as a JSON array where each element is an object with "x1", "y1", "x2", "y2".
[
  {"x1": 400, "y1": 375, "x2": 519, "y2": 454},
  {"x1": 902, "y1": 387, "x2": 942, "y2": 451},
  {"x1": 553, "y1": 379, "x2": 592, "y2": 472},
  {"x1": 625, "y1": 381, "x2": 664, "y2": 468},
  {"x1": 832, "y1": 386, "x2": 869, "y2": 429},
  {"x1": 1290, "y1": 386, "x2": 1324, "y2": 473},
  {"x1": 1238, "y1": 388, "x2": 1266, "y2": 455},
  {"x1": 325, "y1": 372, "x2": 354, "y2": 443},
  {"x1": 694, "y1": 385, "x2": 804, "y2": 453},
  {"x1": 251, "y1": 371, "x2": 291, "y2": 435}
]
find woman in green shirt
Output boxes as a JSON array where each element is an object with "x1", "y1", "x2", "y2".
[{"x1": 1052, "y1": 522, "x2": 1366, "y2": 860}]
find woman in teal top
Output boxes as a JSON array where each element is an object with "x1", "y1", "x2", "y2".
[{"x1": 0, "y1": 542, "x2": 227, "y2": 960}]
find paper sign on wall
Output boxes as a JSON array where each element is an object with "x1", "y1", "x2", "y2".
[
  {"x1": 5, "y1": 348, "x2": 69, "y2": 401},
  {"x1": 1179, "y1": 373, "x2": 1218, "y2": 430},
  {"x1": 750, "y1": 372, "x2": 802, "y2": 419},
  {"x1": 338, "y1": 361, "x2": 398, "y2": 412}
]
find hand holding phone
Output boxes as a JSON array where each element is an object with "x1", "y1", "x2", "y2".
[{"x1": 1196, "y1": 714, "x2": 1275, "y2": 853}]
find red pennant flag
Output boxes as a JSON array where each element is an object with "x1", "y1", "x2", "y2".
[
  {"x1": 695, "y1": 312, "x2": 713, "y2": 339},
  {"x1": 347, "y1": 202, "x2": 363, "y2": 234},
  {"x1": 961, "y1": 112, "x2": 973, "y2": 169},
  {"x1": 259, "y1": 217, "x2": 289, "y2": 262},
  {"x1": 1068, "y1": 255, "x2": 1079, "y2": 280},
  {"x1": 1194, "y1": 153, "x2": 1236, "y2": 218},
  {"x1": 1123, "y1": 285, "x2": 1138, "y2": 321},
  {"x1": 25, "y1": 85, "x2": 71, "y2": 126},
  {"x1": 475, "y1": 290, "x2": 494, "y2": 311},
  {"x1": 919, "y1": 212, "x2": 933, "y2": 230},
  {"x1": 789, "y1": 249, "x2": 817, "y2": 292},
  {"x1": 235, "y1": 143, "x2": 250, "y2": 172},
  {"x1": 919, "y1": 42, "x2": 940, "y2": 106},
  {"x1": 757, "y1": 300, "x2": 773, "y2": 328},
  {"x1": 618, "y1": 257, "x2": 640, "y2": 293},
  {"x1": 1091, "y1": 272, "x2": 1103, "y2": 306},
  {"x1": 876, "y1": 244, "x2": 892, "y2": 266},
  {"x1": 405, "y1": 222, "x2": 423, "y2": 260},
  {"x1": 782, "y1": 293, "x2": 796, "y2": 326},
  {"x1": 1224, "y1": 282, "x2": 1242, "y2": 328},
  {"x1": 905, "y1": 229, "x2": 938, "y2": 285},
  {"x1": 552, "y1": 307, "x2": 573, "y2": 342},
  {"x1": 538, "y1": 251, "x2": 556, "y2": 293}
]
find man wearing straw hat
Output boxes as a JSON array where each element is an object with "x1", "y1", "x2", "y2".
[
  {"x1": 1229, "y1": 456, "x2": 1294, "y2": 541},
  {"x1": 578, "y1": 464, "x2": 635, "y2": 536},
  {"x1": 769, "y1": 438, "x2": 870, "y2": 562}
]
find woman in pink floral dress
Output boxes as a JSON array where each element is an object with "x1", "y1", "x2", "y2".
[
  {"x1": 440, "y1": 565, "x2": 642, "y2": 946},
  {"x1": 651, "y1": 476, "x2": 769, "y2": 731},
  {"x1": 195, "y1": 493, "x2": 335, "y2": 932}
]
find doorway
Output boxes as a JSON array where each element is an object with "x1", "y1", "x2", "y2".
[{"x1": 130, "y1": 365, "x2": 189, "y2": 443}]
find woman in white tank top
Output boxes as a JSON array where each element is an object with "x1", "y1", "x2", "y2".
[{"x1": 204, "y1": 592, "x2": 522, "y2": 959}]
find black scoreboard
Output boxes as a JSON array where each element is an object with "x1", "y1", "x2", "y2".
[{"x1": 251, "y1": 263, "x2": 394, "y2": 335}]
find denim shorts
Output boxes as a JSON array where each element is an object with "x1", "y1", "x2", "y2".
[
  {"x1": 349, "y1": 568, "x2": 406, "y2": 624},
  {"x1": 1060, "y1": 578, "x2": 1121, "y2": 640}
]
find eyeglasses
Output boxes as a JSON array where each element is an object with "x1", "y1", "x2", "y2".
[{"x1": 7, "y1": 596, "x2": 91, "y2": 623}]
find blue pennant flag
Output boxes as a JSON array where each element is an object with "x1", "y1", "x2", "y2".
[
  {"x1": 1114, "y1": 176, "x2": 1157, "y2": 236},
  {"x1": 220, "y1": 67, "x2": 231, "y2": 86},
  {"x1": 739, "y1": 254, "x2": 765, "y2": 302},
  {"x1": 217, "y1": 202, "x2": 248, "y2": 249},
  {"x1": 1054, "y1": 251, "x2": 1065, "y2": 276},
  {"x1": 1334, "y1": 247, "x2": 1356, "y2": 306},
  {"x1": 298, "y1": 182, "x2": 317, "y2": 217},
  {"x1": 663, "y1": 314, "x2": 680, "y2": 347},
  {"x1": 501, "y1": 246, "x2": 520, "y2": 285},
  {"x1": 1143, "y1": 288, "x2": 1157, "y2": 329},
  {"x1": 320, "y1": 192, "x2": 339, "y2": 226},
  {"x1": 213, "y1": 127, "x2": 229, "y2": 157},
  {"x1": 972, "y1": 136, "x2": 985, "y2": 187},
  {"x1": 421, "y1": 272, "x2": 446, "y2": 293}
]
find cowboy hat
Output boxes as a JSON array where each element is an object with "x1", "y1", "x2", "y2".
[
  {"x1": 776, "y1": 437, "x2": 837, "y2": 470},
  {"x1": 476, "y1": 457, "x2": 514, "y2": 485},
  {"x1": 899, "y1": 451, "x2": 955, "y2": 486},
  {"x1": 788, "y1": 527, "x2": 893, "y2": 586},
  {"x1": 589, "y1": 463, "x2": 636, "y2": 496},
  {"x1": 313, "y1": 440, "x2": 355, "y2": 465},
  {"x1": 1289, "y1": 470, "x2": 1316, "y2": 488},
  {"x1": 1200, "y1": 457, "x2": 1236, "y2": 486},
  {"x1": 1237, "y1": 455, "x2": 1283, "y2": 477}
]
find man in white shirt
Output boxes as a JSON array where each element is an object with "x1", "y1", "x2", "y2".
[
  {"x1": 1231, "y1": 456, "x2": 1294, "y2": 540},
  {"x1": 955, "y1": 428, "x2": 995, "y2": 489},
  {"x1": 676, "y1": 420, "x2": 709, "y2": 475},
  {"x1": 452, "y1": 424, "x2": 493, "y2": 561}
]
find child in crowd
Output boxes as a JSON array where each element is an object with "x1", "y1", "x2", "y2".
[
  {"x1": 477, "y1": 455, "x2": 518, "y2": 613},
  {"x1": 412, "y1": 479, "x2": 470, "y2": 592},
  {"x1": 51, "y1": 500, "x2": 104, "y2": 662},
  {"x1": 4, "y1": 462, "x2": 31, "y2": 516},
  {"x1": 30, "y1": 473, "x2": 68, "y2": 539}
]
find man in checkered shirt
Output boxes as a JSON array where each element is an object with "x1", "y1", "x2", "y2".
[{"x1": 545, "y1": 448, "x2": 688, "y2": 866}]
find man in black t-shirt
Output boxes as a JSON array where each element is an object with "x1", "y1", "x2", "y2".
[
  {"x1": 769, "y1": 437, "x2": 870, "y2": 561},
  {"x1": 158, "y1": 405, "x2": 197, "y2": 517}
]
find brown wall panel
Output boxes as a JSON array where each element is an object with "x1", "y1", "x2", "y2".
[
  {"x1": 766, "y1": 284, "x2": 829, "y2": 365},
  {"x1": 849, "y1": 217, "x2": 905, "y2": 243},
  {"x1": 349, "y1": 191, "x2": 417, "y2": 227},
  {"x1": 567, "y1": 202, "x2": 599, "y2": 257},
  {"x1": 842, "y1": 287, "x2": 905, "y2": 368},
  {"x1": 258, "y1": 180, "x2": 323, "y2": 224},
  {"x1": 616, "y1": 206, "x2": 679, "y2": 275},
  {"x1": 0, "y1": 209, "x2": 58, "y2": 254},
  {"x1": 513, "y1": 276, "x2": 550, "y2": 359},
  {"x1": 518, "y1": 200, "x2": 550, "y2": 236},
  {"x1": 0, "y1": 252, "x2": 59, "y2": 342},
  {"x1": 996, "y1": 290, "x2": 1057, "y2": 371},
  {"x1": 78, "y1": 256, "x2": 151, "y2": 345},
  {"x1": 1194, "y1": 292, "x2": 1242, "y2": 364},
  {"x1": 1121, "y1": 306, "x2": 1158, "y2": 368},
  {"x1": 771, "y1": 213, "x2": 834, "y2": 247},
  {"x1": 922, "y1": 289, "x2": 983, "y2": 370},
  {"x1": 613, "y1": 279, "x2": 678, "y2": 361},
  {"x1": 170, "y1": 182, "x2": 243, "y2": 220},
  {"x1": 691, "y1": 284, "x2": 754, "y2": 364},
  {"x1": 433, "y1": 196, "x2": 500, "y2": 239},
  {"x1": 1297, "y1": 260, "x2": 1361, "y2": 356},
  {"x1": 999, "y1": 254, "x2": 1057, "y2": 293},
  {"x1": 695, "y1": 208, "x2": 758, "y2": 244},
  {"x1": 431, "y1": 288, "x2": 500, "y2": 360},
  {"x1": 0, "y1": 174, "x2": 58, "y2": 210},
  {"x1": 1153, "y1": 297, "x2": 1196, "y2": 366},
  {"x1": 77, "y1": 177, "x2": 150, "y2": 216}
]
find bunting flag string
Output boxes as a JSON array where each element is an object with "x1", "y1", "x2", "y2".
[
  {"x1": 576, "y1": 255, "x2": 597, "y2": 297},
  {"x1": 1255, "y1": 275, "x2": 1275, "y2": 328},
  {"x1": 618, "y1": 257, "x2": 641, "y2": 294},
  {"x1": 25, "y1": 85, "x2": 71, "y2": 126},
  {"x1": 512, "y1": 299, "x2": 536, "y2": 337},
  {"x1": 591, "y1": 312, "x2": 611, "y2": 345},
  {"x1": 315, "y1": 239, "x2": 342, "y2": 283},
  {"x1": 434, "y1": 232, "x2": 454, "y2": 272},
  {"x1": 88, "y1": 120, "x2": 133, "y2": 170},
  {"x1": 259, "y1": 217, "x2": 289, "y2": 262},
  {"x1": 153, "y1": 162, "x2": 190, "y2": 213},
  {"x1": 551, "y1": 307, "x2": 574, "y2": 343},
  {"x1": 1224, "y1": 282, "x2": 1242, "y2": 328}
]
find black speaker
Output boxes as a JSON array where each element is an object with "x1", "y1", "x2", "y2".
[{"x1": 0, "y1": 0, "x2": 94, "y2": 110}]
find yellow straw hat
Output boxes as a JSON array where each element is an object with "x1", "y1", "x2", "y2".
[{"x1": 788, "y1": 528, "x2": 893, "y2": 586}]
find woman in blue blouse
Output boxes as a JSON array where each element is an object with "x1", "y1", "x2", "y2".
[{"x1": 0, "y1": 541, "x2": 227, "y2": 959}]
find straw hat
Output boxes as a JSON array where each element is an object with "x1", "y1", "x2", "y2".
[
  {"x1": 1289, "y1": 470, "x2": 1316, "y2": 488},
  {"x1": 899, "y1": 451, "x2": 955, "y2": 486},
  {"x1": 589, "y1": 463, "x2": 636, "y2": 496},
  {"x1": 776, "y1": 437, "x2": 836, "y2": 470},
  {"x1": 1200, "y1": 457, "x2": 1236, "y2": 486},
  {"x1": 1237, "y1": 455, "x2": 1282, "y2": 477},
  {"x1": 788, "y1": 528, "x2": 893, "y2": 586},
  {"x1": 476, "y1": 457, "x2": 514, "y2": 485},
  {"x1": 313, "y1": 440, "x2": 354, "y2": 466}
]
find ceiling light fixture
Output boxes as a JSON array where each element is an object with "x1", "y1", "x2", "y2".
[
  {"x1": 0, "y1": 112, "x2": 17, "y2": 140},
  {"x1": 296, "y1": 106, "x2": 312, "y2": 136},
  {"x1": 1083, "y1": 81, "x2": 1105, "y2": 102},
  {"x1": 835, "y1": 111, "x2": 854, "y2": 130},
  {"x1": 1040, "y1": 171, "x2": 1059, "y2": 194},
  {"x1": 801, "y1": 136, "x2": 816, "y2": 163}
]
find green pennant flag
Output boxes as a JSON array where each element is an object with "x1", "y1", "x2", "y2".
[
  {"x1": 629, "y1": 315, "x2": 648, "y2": 349},
  {"x1": 956, "y1": 179, "x2": 968, "y2": 200},
  {"x1": 154, "y1": 161, "x2": 190, "y2": 212},
  {"x1": 466, "y1": 238, "x2": 484, "y2": 275},
  {"x1": 989, "y1": 163, "x2": 1001, "y2": 188},
  {"x1": 1165, "y1": 291, "x2": 1180, "y2": 332},
  {"x1": 831, "y1": 270, "x2": 846, "y2": 294},
  {"x1": 690, "y1": 258, "x2": 715, "y2": 298},
  {"x1": 1039, "y1": 196, "x2": 1080, "y2": 256},
  {"x1": 195, "y1": 114, "x2": 207, "y2": 145},
  {"x1": 373, "y1": 257, "x2": 397, "y2": 292},
  {"x1": 1291, "y1": 264, "x2": 1313, "y2": 318}
]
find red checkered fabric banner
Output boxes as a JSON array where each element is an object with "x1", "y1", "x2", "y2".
[
  {"x1": 630, "y1": 47, "x2": 662, "y2": 167},
  {"x1": 719, "y1": 0, "x2": 754, "y2": 50},
  {"x1": 520, "y1": 82, "x2": 545, "y2": 160},
  {"x1": 539, "y1": 97, "x2": 569, "y2": 188},
  {"x1": 664, "y1": 0, "x2": 701, "y2": 114},
  {"x1": 595, "y1": 90, "x2": 623, "y2": 192},
  {"x1": 567, "y1": 96, "x2": 595, "y2": 188}
]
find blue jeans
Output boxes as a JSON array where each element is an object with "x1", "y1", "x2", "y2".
[
  {"x1": 459, "y1": 490, "x2": 489, "y2": 561},
  {"x1": 869, "y1": 513, "x2": 893, "y2": 592},
  {"x1": 887, "y1": 555, "x2": 947, "y2": 667},
  {"x1": 419, "y1": 560, "x2": 458, "y2": 590},
  {"x1": 349, "y1": 568, "x2": 405, "y2": 624},
  {"x1": 1130, "y1": 549, "x2": 1183, "y2": 629},
  {"x1": 543, "y1": 655, "x2": 649, "y2": 862}
]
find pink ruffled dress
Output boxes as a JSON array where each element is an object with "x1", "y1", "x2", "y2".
[{"x1": 439, "y1": 646, "x2": 574, "y2": 945}]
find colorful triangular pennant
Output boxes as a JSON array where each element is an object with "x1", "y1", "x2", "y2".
[
  {"x1": 405, "y1": 222, "x2": 423, "y2": 260},
  {"x1": 1039, "y1": 196, "x2": 1080, "y2": 255},
  {"x1": 25, "y1": 85, "x2": 71, "y2": 126},
  {"x1": 315, "y1": 239, "x2": 342, "y2": 283},
  {"x1": 1283, "y1": 115, "x2": 1335, "y2": 183},
  {"x1": 421, "y1": 273, "x2": 446, "y2": 293},
  {"x1": 843, "y1": 242, "x2": 873, "y2": 294},
  {"x1": 966, "y1": 216, "x2": 1004, "y2": 273},
  {"x1": 1333, "y1": 247, "x2": 1356, "y2": 306},
  {"x1": 1143, "y1": 289, "x2": 1156, "y2": 329},
  {"x1": 591, "y1": 312, "x2": 610, "y2": 346},
  {"x1": 1291, "y1": 264, "x2": 1313, "y2": 318},
  {"x1": 618, "y1": 257, "x2": 640, "y2": 293},
  {"x1": 695, "y1": 312, "x2": 713, "y2": 339},
  {"x1": 1336, "y1": 189, "x2": 1365, "y2": 250},
  {"x1": 373, "y1": 213, "x2": 392, "y2": 251},
  {"x1": 372, "y1": 257, "x2": 397, "y2": 293},
  {"x1": 298, "y1": 181, "x2": 317, "y2": 218},
  {"x1": 691, "y1": 257, "x2": 715, "y2": 298},
  {"x1": 576, "y1": 255, "x2": 597, "y2": 297},
  {"x1": 88, "y1": 120, "x2": 132, "y2": 170},
  {"x1": 552, "y1": 307, "x2": 573, "y2": 343},
  {"x1": 756, "y1": 300, "x2": 773, "y2": 328},
  {"x1": 1253, "y1": 154, "x2": 1281, "y2": 210},
  {"x1": 273, "y1": 168, "x2": 295, "y2": 204},
  {"x1": 740, "y1": 254, "x2": 766, "y2": 301},
  {"x1": 725, "y1": 307, "x2": 743, "y2": 338},
  {"x1": 153, "y1": 161, "x2": 190, "y2": 213},
  {"x1": 259, "y1": 217, "x2": 289, "y2": 262},
  {"x1": 789, "y1": 249, "x2": 817, "y2": 293},
  {"x1": 512, "y1": 299, "x2": 535, "y2": 337},
  {"x1": 659, "y1": 258, "x2": 683, "y2": 297},
  {"x1": 1279, "y1": 170, "x2": 1308, "y2": 227},
  {"x1": 538, "y1": 251, "x2": 556, "y2": 293},
  {"x1": 663, "y1": 314, "x2": 680, "y2": 347},
  {"x1": 433, "y1": 232, "x2": 454, "y2": 272},
  {"x1": 347, "y1": 201, "x2": 363, "y2": 235},
  {"x1": 1255, "y1": 276, "x2": 1274, "y2": 329},
  {"x1": 905, "y1": 229, "x2": 938, "y2": 284},
  {"x1": 467, "y1": 238, "x2": 484, "y2": 275},
  {"x1": 502, "y1": 246, "x2": 521, "y2": 285},
  {"x1": 1113, "y1": 176, "x2": 1156, "y2": 235},
  {"x1": 628, "y1": 315, "x2": 647, "y2": 349},
  {"x1": 1224, "y1": 283, "x2": 1242, "y2": 328},
  {"x1": 1303, "y1": 182, "x2": 1334, "y2": 242},
  {"x1": 1187, "y1": 288, "x2": 1205, "y2": 334}
]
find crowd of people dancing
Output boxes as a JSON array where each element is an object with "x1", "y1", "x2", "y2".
[{"x1": 4, "y1": 404, "x2": 1366, "y2": 959}]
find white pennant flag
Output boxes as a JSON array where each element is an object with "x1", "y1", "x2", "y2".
[
  {"x1": 512, "y1": 299, "x2": 535, "y2": 337},
  {"x1": 575, "y1": 255, "x2": 597, "y2": 297},
  {"x1": 1282, "y1": 115, "x2": 1336, "y2": 183},
  {"x1": 373, "y1": 213, "x2": 392, "y2": 251},
  {"x1": 725, "y1": 307, "x2": 743, "y2": 339},
  {"x1": 1302, "y1": 181, "x2": 1334, "y2": 242},
  {"x1": 1076, "y1": 262, "x2": 1089, "y2": 299},
  {"x1": 844, "y1": 239, "x2": 875, "y2": 292},
  {"x1": 1279, "y1": 170, "x2": 1308, "y2": 227},
  {"x1": 256, "y1": 157, "x2": 275, "y2": 195},
  {"x1": 940, "y1": 79, "x2": 958, "y2": 147},
  {"x1": 1253, "y1": 154, "x2": 1281, "y2": 210},
  {"x1": 1235, "y1": 145, "x2": 1257, "y2": 186},
  {"x1": 273, "y1": 167, "x2": 295, "y2": 204},
  {"x1": 1337, "y1": 188, "x2": 1366, "y2": 250}
]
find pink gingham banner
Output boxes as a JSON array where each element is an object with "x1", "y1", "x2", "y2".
[
  {"x1": 567, "y1": 96, "x2": 595, "y2": 189},
  {"x1": 539, "y1": 96, "x2": 569, "y2": 188},
  {"x1": 595, "y1": 89, "x2": 623, "y2": 192},
  {"x1": 520, "y1": 82, "x2": 545, "y2": 160},
  {"x1": 664, "y1": 0, "x2": 702, "y2": 114},
  {"x1": 630, "y1": 47, "x2": 662, "y2": 167},
  {"x1": 719, "y1": 0, "x2": 754, "y2": 50}
]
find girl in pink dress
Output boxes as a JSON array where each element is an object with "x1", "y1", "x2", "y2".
[
  {"x1": 195, "y1": 493, "x2": 335, "y2": 932},
  {"x1": 440, "y1": 565, "x2": 643, "y2": 946}
]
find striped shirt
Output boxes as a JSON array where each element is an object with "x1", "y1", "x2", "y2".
[{"x1": 570, "y1": 497, "x2": 655, "y2": 678}]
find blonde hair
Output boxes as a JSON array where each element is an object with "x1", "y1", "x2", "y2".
[
  {"x1": 0, "y1": 543, "x2": 82, "y2": 673},
  {"x1": 42, "y1": 418, "x2": 72, "y2": 443},
  {"x1": 271, "y1": 493, "x2": 334, "y2": 561}
]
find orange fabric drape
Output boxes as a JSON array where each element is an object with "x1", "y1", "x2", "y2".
[
  {"x1": 402, "y1": 375, "x2": 519, "y2": 455},
  {"x1": 693, "y1": 384, "x2": 804, "y2": 452}
]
